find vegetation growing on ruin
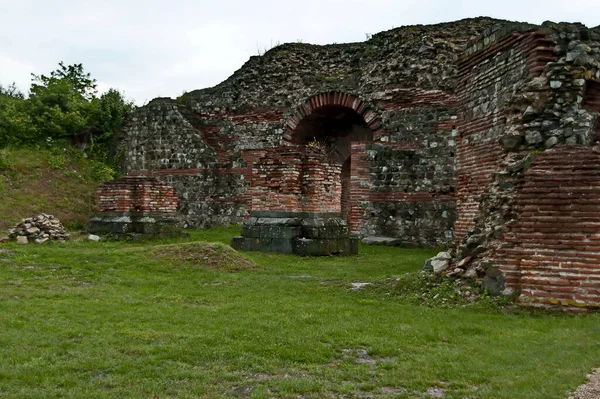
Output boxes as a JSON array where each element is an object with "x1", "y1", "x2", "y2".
[{"x1": 0, "y1": 226, "x2": 598, "y2": 398}]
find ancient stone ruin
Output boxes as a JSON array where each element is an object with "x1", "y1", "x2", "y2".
[
  {"x1": 89, "y1": 176, "x2": 182, "y2": 239},
  {"x1": 230, "y1": 146, "x2": 357, "y2": 255},
  {"x1": 118, "y1": 17, "x2": 600, "y2": 307},
  {"x1": 451, "y1": 22, "x2": 600, "y2": 309}
]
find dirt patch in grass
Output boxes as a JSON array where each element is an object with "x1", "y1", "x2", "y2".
[
  {"x1": 569, "y1": 368, "x2": 600, "y2": 399},
  {"x1": 341, "y1": 348, "x2": 396, "y2": 367},
  {"x1": 151, "y1": 241, "x2": 258, "y2": 272}
]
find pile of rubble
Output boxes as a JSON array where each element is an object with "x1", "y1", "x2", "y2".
[{"x1": 7, "y1": 214, "x2": 69, "y2": 244}]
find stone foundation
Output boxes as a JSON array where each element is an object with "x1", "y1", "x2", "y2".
[
  {"x1": 89, "y1": 176, "x2": 183, "y2": 240},
  {"x1": 88, "y1": 212, "x2": 182, "y2": 240},
  {"x1": 231, "y1": 211, "x2": 358, "y2": 256}
]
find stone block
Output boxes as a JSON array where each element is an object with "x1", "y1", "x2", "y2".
[
  {"x1": 234, "y1": 211, "x2": 357, "y2": 256},
  {"x1": 261, "y1": 225, "x2": 301, "y2": 239},
  {"x1": 231, "y1": 236, "x2": 295, "y2": 254},
  {"x1": 240, "y1": 225, "x2": 261, "y2": 238},
  {"x1": 88, "y1": 234, "x2": 101, "y2": 242},
  {"x1": 424, "y1": 251, "x2": 451, "y2": 273},
  {"x1": 302, "y1": 225, "x2": 348, "y2": 239},
  {"x1": 293, "y1": 237, "x2": 357, "y2": 256},
  {"x1": 483, "y1": 273, "x2": 505, "y2": 296},
  {"x1": 349, "y1": 237, "x2": 359, "y2": 254},
  {"x1": 231, "y1": 236, "x2": 251, "y2": 251},
  {"x1": 362, "y1": 236, "x2": 403, "y2": 246},
  {"x1": 88, "y1": 212, "x2": 183, "y2": 240}
]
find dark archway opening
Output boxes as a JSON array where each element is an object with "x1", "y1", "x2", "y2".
[{"x1": 293, "y1": 105, "x2": 373, "y2": 219}]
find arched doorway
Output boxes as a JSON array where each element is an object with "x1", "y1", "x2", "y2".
[{"x1": 284, "y1": 92, "x2": 382, "y2": 221}]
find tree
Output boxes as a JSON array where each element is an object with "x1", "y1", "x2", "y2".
[
  {"x1": 0, "y1": 83, "x2": 34, "y2": 146},
  {"x1": 31, "y1": 62, "x2": 97, "y2": 100},
  {"x1": 0, "y1": 82, "x2": 25, "y2": 99},
  {"x1": 89, "y1": 88, "x2": 134, "y2": 163},
  {"x1": 0, "y1": 62, "x2": 134, "y2": 163},
  {"x1": 28, "y1": 71, "x2": 93, "y2": 141},
  {"x1": 0, "y1": 95, "x2": 36, "y2": 147}
]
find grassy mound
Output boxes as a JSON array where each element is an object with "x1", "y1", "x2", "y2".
[
  {"x1": 0, "y1": 147, "x2": 113, "y2": 231},
  {"x1": 151, "y1": 241, "x2": 258, "y2": 272}
]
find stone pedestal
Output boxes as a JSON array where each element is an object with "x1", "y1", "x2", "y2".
[
  {"x1": 89, "y1": 176, "x2": 183, "y2": 240},
  {"x1": 88, "y1": 212, "x2": 183, "y2": 240},
  {"x1": 231, "y1": 211, "x2": 358, "y2": 256}
]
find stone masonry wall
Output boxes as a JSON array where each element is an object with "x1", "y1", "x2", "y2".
[
  {"x1": 183, "y1": 18, "x2": 504, "y2": 113},
  {"x1": 349, "y1": 142, "x2": 455, "y2": 246},
  {"x1": 451, "y1": 22, "x2": 600, "y2": 308},
  {"x1": 250, "y1": 149, "x2": 302, "y2": 212},
  {"x1": 122, "y1": 18, "x2": 600, "y2": 251},
  {"x1": 301, "y1": 150, "x2": 342, "y2": 214},
  {"x1": 455, "y1": 26, "x2": 555, "y2": 242},
  {"x1": 116, "y1": 17, "x2": 600, "y2": 307},
  {"x1": 125, "y1": 100, "x2": 251, "y2": 228},
  {"x1": 91, "y1": 176, "x2": 181, "y2": 239}
]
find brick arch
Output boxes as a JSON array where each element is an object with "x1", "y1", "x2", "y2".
[{"x1": 282, "y1": 92, "x2": 385, "y2": 142}]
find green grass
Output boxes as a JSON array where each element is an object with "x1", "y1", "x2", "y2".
[
  {"x1": 0, "y1": 147, "x2": 109, "y2": 231},
  {"x1": 0, "y1": 226, "x2": 599, "y2": 398}
]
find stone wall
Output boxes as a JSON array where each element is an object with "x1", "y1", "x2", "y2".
[
  {"x1": 230, "y1": 147, "x2": 355, "y2": 256},
  {"x1": 120, "y1": 17, "x2": 600, "y2": 264},
  {"x1": 494, "y1": 146, "x2": 600, "y2": 307},
  {"x1": 349, "y1": 142, "x2": 455, "y2": 246},
  {"x1": 122, "y1": 18, "x2": 509, "y2": 245},
  {"x1": 452, "y1": 22, "x2": 600, "y2": 308},
  {"x1": 124, "y1": 100, "x2": 251, "y2": 228},
  {"x1": 115, "y1": 16, "x2": 600, "y2": 306},
  {"x1": 454, "y1": 26, "x2": 554, "y2": 242}
]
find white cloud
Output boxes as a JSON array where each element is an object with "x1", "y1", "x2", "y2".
[
  {"x1": 0, "y1": 54, "x2": 35, "y2": 94},
  {"x1": 0, "y1": 0, "x2": 598, "y2": 104}
]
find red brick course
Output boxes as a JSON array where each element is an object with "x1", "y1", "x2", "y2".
[
  {"x1": 284, "y1": 92, "x2": 384, "y2": 141},
  {"x1": 494, "y1": 146, "x2": 600, "y2": 307},
  {"x1": 250, "y1": 147, "x2": 342, "y2": 213},
  {"x1": 455, "y1": 30, "x2": 555, "y2": 242},
  {"x1": 97, "y1": 177, "x2": 178, "y2": 213}
]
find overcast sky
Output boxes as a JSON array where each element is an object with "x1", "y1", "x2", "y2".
[{"x1": 1, "y1": 0, "x2": 598, "y2": 104}]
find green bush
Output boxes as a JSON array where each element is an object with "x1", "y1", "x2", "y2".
[
  {"x1": 89, "y1": 160, "x2": 116, "y2": 182},
  {"x1": 0, "y1": 95, "x2": 37, "y2": 147},
  {"x1": 0, "y1": 62, "x2": 134, "y2": 168},
  {"x1": 47, "y1": 153, "x2": 67, "y2": 170},
  {"x1": 0, "y1": 149, "x2": 12, "y2": 170}
]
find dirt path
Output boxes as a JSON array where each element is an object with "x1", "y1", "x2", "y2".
[{"x1": 569, "y1": 369, "x2": 600, "y2": 399}]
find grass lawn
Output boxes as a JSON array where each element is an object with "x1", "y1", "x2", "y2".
[
  {"x1": 0, "y1": 148, "x2": 108, "y2": 231},
  {"x1": 0, "y1": 226, "x2": 599, "y2": 398}
]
